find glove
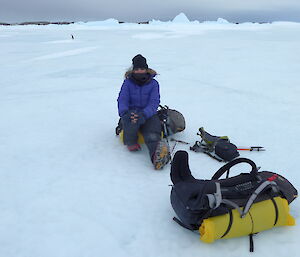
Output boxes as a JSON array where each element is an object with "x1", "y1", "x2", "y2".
[{"x1": 130, "y1": 110, "x2": 146, "y2": 125}]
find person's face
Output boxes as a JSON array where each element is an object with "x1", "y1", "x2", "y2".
[{"x1": 133, "y1": 68, "x2": 147, "y2": 74}]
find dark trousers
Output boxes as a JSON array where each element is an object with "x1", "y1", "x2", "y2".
[
  {"x1": 121, "y1": 114, "x2": 162, "y2": 158},
  {"x1": 170, "y1": 151, "x2": 197, "y2": 184}
]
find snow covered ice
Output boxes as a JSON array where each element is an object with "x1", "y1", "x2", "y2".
[{"x1": 0, "y1": 15, "x2": 300, "y2": 257}]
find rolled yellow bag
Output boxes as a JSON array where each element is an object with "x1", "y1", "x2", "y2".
[
  {"x1": 119, "y1": 130, "x2": 164, "y2": 144},
  {"x1": 119, "y1": 130, "x2": 145, "y2": 144},
  {"x1": 200, "y1": 197, "x2": 295, "y2": 243}
]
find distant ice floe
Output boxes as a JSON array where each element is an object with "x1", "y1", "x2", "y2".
[
  {"x1": 69, "y1": 12, "x2": 274, "y2": 34},
  {"x1": 4, "y1": 12, "x2": 300, "y2": 30},
  {"x1": 150, "y1": 13, "x2": 199, "y2": 25},
  {"x1": 75, "y1": 18, "x2": 119, "y2": 26},
  {"x1": 202, "y1": 18, "x2": 231, "y2": 25},
  {"x1": 148, "y1": 13, "x2": 237, "y2": 26},
  {"x1": 216, "y1": 18, "x2": 230, "y2": 24},
  {"x1": 172, "y1": 13, "x2": 191, "y2": 23},
  {"x1": 72, "y1": 16, "x2": 300, "y2": 29}
]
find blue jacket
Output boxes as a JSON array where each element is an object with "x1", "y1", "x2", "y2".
[{"x1": 117, "y1": 74, "x2": 160, "y2": 119}]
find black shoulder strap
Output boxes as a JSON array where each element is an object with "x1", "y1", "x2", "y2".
[
  {"x1": 249, "y1": 234, "x2": 254, "y2": 252},
  {"x1": 172, "y1": 217, "x2": 197, "y2": 231},
  {"x1": 211, "y1": 158, "x2": 259, "y2": 180}
]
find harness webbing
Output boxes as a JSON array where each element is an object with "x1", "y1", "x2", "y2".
[
  {"x1": 221, "y1": 210, "x2": 233, "y2": 238},
  {"x1": 242, "y1": 181, "x2": 278, "y2": 217},
  {"x1": 270, "y1": 197, "x2": 279, "y2": 226},
  {"x1": 222, "y1": 199, "x2": 244, "y2": 216},
  {"x1": 249, "y1": 234, "x2": 254, "y2": 252},
  {"x1": 207, "y1": 183, "x2": 222, "y2": 209},
  {"x1": 206, "y1": 180, "x2": 279, "y2": 219},
  {"x1": 172, "y1": 217, "x2": 196, "y2": 231},
  {"x1": 206, "y1": 183, "x2": 245, "y2": 216}
]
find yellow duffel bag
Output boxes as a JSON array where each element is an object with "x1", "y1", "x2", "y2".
[
  {"x1": 119, "y1": 130, "x2": 164, "y2": 145},
  {"x1": 119, "y1": 130, "x2": 146, "y2": 144},
  {"x1": 199, "y1": 196, "x2": 295, "y2": 243}
]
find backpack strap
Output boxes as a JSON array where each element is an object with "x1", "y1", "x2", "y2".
[
  {"x1": 221, "y1": 199, "x2": 244, "y2": 216},
  {"x1": 270, "y1": 197, "x2": 279, "y2": 226},
  {"x1": 249, "y1": 234, "x2": 254, "y2": 252},
  {"x1": 206, "y1": 183, "x2": 244, "y2": 215},
  {"x1": 241, "y1": 181, "x2": 278, "y2": 217},
  {"x1": 211, "y1": 158, "x2": 259, "y2": 180},
  {"x1": 172, "y1": 217, "x2": 197, "y2": 231},
  {"x1": 221, "y1": 209, "x2": 233, "y2": 238},
  {"x1": 206, "y1": 182, "x2": 222, "y2": 209}
]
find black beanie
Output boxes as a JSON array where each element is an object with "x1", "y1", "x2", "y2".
[{"x1": 132, "y1": 54, "x2": 148, "y2": 70}]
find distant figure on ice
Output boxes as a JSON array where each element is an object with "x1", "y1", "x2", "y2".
[
  {"x1": 117, "y1": 54, "x2": 170, "y2": 169},
  {"x1": 71, "y1": 34, "x2": 74, "y2": 40}
]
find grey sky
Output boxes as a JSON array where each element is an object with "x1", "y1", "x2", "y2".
[{"x1": 1, "y1": 0, "x2": 300, "y2": 23}]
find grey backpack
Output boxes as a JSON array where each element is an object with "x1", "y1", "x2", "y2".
[{"x1": 157, "y1": 105, "x2": 185, "y2": 137}]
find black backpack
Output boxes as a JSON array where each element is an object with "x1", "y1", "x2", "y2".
[
  {"x1": 215, "y1": 140, "x2": 239, "y2": 161},
  {"x1": 190, "y1": 127, "x2": 239, "y2": 162},
  {"x1": 170, "y1": 156, "x2": 298, "y2": 231}
]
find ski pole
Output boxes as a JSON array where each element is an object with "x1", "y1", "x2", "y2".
[
  {"x1": 170, "y1": 138, "x2": 190, "y2": 145},
  {"x1": 237, "y1": 146, "x2": 265, "y2": 151},
  {"x1": 170, "y1": 141, "x2": 178, "y2": 155}
]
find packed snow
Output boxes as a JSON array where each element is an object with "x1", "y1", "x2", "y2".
[{"x1": 0, "y1": 14, "x2": 300, "y2": 257}]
